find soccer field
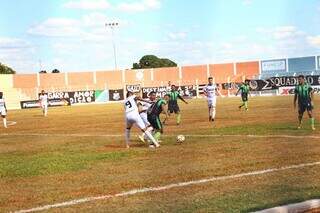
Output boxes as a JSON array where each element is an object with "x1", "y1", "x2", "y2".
[{"x1": 1, "y1": 96, "x2": 320, "y2": 213}]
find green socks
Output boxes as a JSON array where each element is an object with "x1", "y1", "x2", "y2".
[
  {"x1": 244, "y1": 101, "x2": 248, "y2": 110},
  {"x1": 177, "y1": 114, "x2": 181, "y2": 125},
  {"x1": 310, "y1": 118, "x2": 315, "y2": 128},
  {"x1": 154, "y1": 131, "x2": 161, "y2": 141}
]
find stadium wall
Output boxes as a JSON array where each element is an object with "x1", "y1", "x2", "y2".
[{"x1": 1, "y1": 55, "x2": 319, "y2": 109}]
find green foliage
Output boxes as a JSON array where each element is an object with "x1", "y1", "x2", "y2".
[
  {"x1": 132, "y1": 55, "x2": 177, "y2": 69},
  {"x1": 0, "y1": 63, "x2": 16, "y2": 74},
  {"x1": 52, "y1": 69, "x2": 60, "y2": 73}
]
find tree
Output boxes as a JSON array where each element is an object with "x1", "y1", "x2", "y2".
[
  {"x1": 52, "y1": 69, "x2": 60, "y2": 73},
  {"x1": 0, "y1": 63, "x2": 16, "y2": 74},
  {"x1": 132, "y1": 55, "x2": 177, "y2": 69},
  {"x1": 39, "y1": 70, "x2": 47, "y2": 74}
]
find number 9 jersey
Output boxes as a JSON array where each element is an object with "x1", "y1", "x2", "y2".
[
  {"x1": 124, "y1": 95, "x2": 146, "y2": 129},
  {"x1": 124, "y1": 95, "x2": 139, "y2": 114}
]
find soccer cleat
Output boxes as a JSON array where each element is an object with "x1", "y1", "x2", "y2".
[
  {"x1": 238, "y1": 106, "x2": 242, "y2": 110},
  {"x1": 312, "y1": 127, "x2": 316, "y2": 131},
  {"x1": 149, "y1": 144, "x2": 156, "y2": 149},
  {"x1": 297, "y1": 126, "x2": 302, "y2": 129},
  {"x1": 138, "y1": 135, "x2": 145, "y2": 143}
]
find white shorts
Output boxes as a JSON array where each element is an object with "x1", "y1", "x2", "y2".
[
  {"x1": 140, "y1": 112, "x2": 150, "y2": 126},
  {"x1": 207, "y1": 97, "x2": 216, "y2": 108},
  {"x1": 126, "y1": 112, "x2": 146, "y2": 129},
  {"x1": 41, "y1": 103, "x2": 48, "y2": 109},
  {"x1": 0, "y1": 108, "x2": 6, "y2": 116}
]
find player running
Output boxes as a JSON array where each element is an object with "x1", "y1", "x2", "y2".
[
  {"x1": 167, "y1": 85, "x2": 188, "y2": 125},
  {"x1": 137, "y1": 91, "x2": 157, "y2": 143},
  {"x1": 39, "y1": 90, "x2": 48, "y2": 117},
  {"x1": 236, "y1": 79, "x2": 250, "y2": 111},
  {"x1": 0, "y1": 92, "x2": 7, "y2": 128},
  {"x1": 124, "y1": 91, "x2": 160, "y2": 148},
  {"x1": 147, "y1": 94, "x2": 170, "y2": 143},
  {"x1": 294, "y1": 75, "x2": 316, "y2": 130},
  {"x1": 203, "y1": 77, "x2": 222, "y2": 122}
]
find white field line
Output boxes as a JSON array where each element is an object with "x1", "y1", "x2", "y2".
[
  {"x1": 254, "y1": 199, "x2": 320, "y2": 213},
  {"x1": 1, "y1": 133, "x2": 320, "y2": 139},
  {"x1": 12, "y1": 161, "x2": 320, "y2": 213}
]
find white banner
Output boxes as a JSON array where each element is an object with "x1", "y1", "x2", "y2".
[
  {"x1": 261, "y1": 59, "x2": 286, "y2": 72},
  {"x1": 279, "y1": 86, "x2": 320, "y2": 95}
]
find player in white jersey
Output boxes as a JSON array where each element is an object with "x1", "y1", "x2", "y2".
[
  {"x1": 0, "y1": 92, "x2": 7, "y2": 128},
  {"x1": 203, "y1": 77, "x2": 222, "y2": 122},
  {"x1": 137, "y1": 92, "x2": 157, "y2": 143},
  {"x1": 124, "y1": 91, "x2": 159, "y2": 149},
  {"x1": 39, "y1": 90, "x2": 48, "y2": 117}
]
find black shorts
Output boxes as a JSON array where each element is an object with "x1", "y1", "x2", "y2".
[
  {"x1": 241, "y1": 93, "x2": 248, "y2": 102},
  {"x1": 168, "y1": 102, "x2": 180, "y2": 113},
  {"x1": 147, "y1": 114, "x2": 162, "y2": 130},
  {"x1": 298, "y1": 101, "x2": 313, "y2": 114}
]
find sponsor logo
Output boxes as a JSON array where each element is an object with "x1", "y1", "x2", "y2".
[{"x1": 261, "y1": 59, "x2": 286, "y2": 72}]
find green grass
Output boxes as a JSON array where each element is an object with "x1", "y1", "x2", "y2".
[{"x1": 0, "y1": 151, "x2": 130, "y2": 178}]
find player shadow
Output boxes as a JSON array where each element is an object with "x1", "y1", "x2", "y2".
[{"x1": 104, "y1": 143, "x2": 147, "y2": 149}]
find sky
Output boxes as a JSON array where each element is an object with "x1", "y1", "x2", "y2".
[{"x1": 0, "y1": 0, "x2": 320, "y2": 73}]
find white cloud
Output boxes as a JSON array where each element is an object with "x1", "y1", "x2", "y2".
[
  {"x1": 63, "y1": 0, "x2": 110, "y2": 10},
  {"x1": 0, "y1": 37, "x2": 37, "y2": 72},
  {"x1": 307, "y1": 35, "x2": 320, "y2": 48},
  {"x1": 243, "y1": 0, "x2": 253, "y2": 6},
  {"x1": 117, "y1": 0, "x2": 161, "y2": 12},
  {"x1": 27, "y1": 14, "x2": 126, "y2": 39},
  {"x1": 168, "y1": 32, "x2": 187, "y2": 40},
  {"x1": 27, "y1": 18, "x2": 82, "y2": 37},
  {"x1": 257, "y1": 26, "x2": 305, "y2": 40},
  {"x1": 0, "y1": 37, "x2": 31, "y2": 49}
]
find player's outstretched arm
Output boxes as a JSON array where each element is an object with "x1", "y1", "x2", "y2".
[{"x1": 178, "y1": 95, "x2": 188, "y2": 104}]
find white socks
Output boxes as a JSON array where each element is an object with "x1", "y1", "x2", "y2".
[
  {"x1": 144, "y1": 130, "x2": 159, "y2": 147},
  {"x1": 3, "y1": 118, "x2": 7, "y2": 128},
  {"x1": 212, "y1": 107, "x2": 216, "y2": 119}
]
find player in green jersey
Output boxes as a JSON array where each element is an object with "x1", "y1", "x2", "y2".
[
  {"x1": 294, "y1": 75, "x2": 315, "y2": 130},
  {"x1": 167, "y1": 85, "x2": 188, "y2": 125},
  {"x1": 236, "y1": 79, "x2": 250, "y2": 111},
  {"x1": 147, "y1": 94, "x2": 170, "y2": 144}
]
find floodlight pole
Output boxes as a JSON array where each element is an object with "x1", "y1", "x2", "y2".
[{"x1": 105, "y1": 22, "x2": 119, "y2": 71}]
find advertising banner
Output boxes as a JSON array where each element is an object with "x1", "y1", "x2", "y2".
[
  {"x1": 44, "y1": 90, "x2": 95, "y2": 104},
  {"x1": 142, "y1": 86, "x2": 167, "y2": 98},
  {"x1": 109, "y1": 89, "x2": 124, "y2": 101},
  {"x1": 279, "y1": 86, "x2": 320, "y2": 95},
  {"x1": 68, "y1": 90, "x2": 95, "y2": 104},
  {"x1": 95, "y1": 90, "x2": 109, "y2": 102},
  {"x1": 177, "y1": 85, "x2": 197, "y2": 98},
  {"x1": 261, "y1": 59, "x2": 286, "y2": 73},
  {"x1": 20, "y1": 99, "x2": 70, "y2": 109},
  {"x1": 126, "y1": 84, "x2": 141, "y2": 92}
]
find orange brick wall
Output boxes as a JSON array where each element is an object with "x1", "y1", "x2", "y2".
[
  {"x1": 236, "y1": 61, "x2": 259, "y2": 78},
  {"x1": 13, "y1": 74, "x2": 37, "y2": 88},
  {"x1": 96, "y1": 70, "x2": 123, "y2": 89},
  {"x1": 39, "y1": 73, "x2": 65, "y2": 88},
  {"x1": 68, "y1": 72, "x2": 94, "y2": 86},
  {"x1": 209, "y1": 63, "x2": 234, "y2": 83},
  {"x1": 181, "y1": 65, "x2": 207, "y2": 84}
]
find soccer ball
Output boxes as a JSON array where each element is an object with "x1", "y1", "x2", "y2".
[{"x1": 176, "y1": 135, "x2": 185, "y2": 143}]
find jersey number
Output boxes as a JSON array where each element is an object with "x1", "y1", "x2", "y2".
[{"x1": 125, "y1": 101, "x2": 132, "y2": 108}]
